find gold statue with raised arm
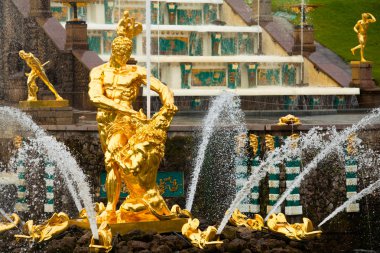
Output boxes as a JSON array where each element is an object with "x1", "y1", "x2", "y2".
[
  {"x1": 19, "y1": 50, "x2": 63, "y2": 101},
  {"x1": 88, "y1": 10, "x2": 183, "y2": 224},
  {"x1": 351, "y1": 13, "x2": 376, "y2": 62}
]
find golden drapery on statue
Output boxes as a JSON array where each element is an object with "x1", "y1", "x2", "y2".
[{"x1": 88, "y1": 11, "x2": 183, "y2": 224}]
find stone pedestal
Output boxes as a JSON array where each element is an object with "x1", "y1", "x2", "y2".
[
  {"x1": 19, "y1": 101, "x2": 73, "y2": 125},
  {"x1": 350, "y1": 61, "x2": 376, "y2": 89},
  {"x1": 292, "y1": 25, "x2": 316, "y2": 55},
  {"x1": 30, "y1": 0, "x2": 52, "y2": 18},
  {"x1": 65, "y1": 21, "x2": 89, "y2": 50},
  {"x1": 252, "y1": 0, "x2": 273, "y2": 23}
]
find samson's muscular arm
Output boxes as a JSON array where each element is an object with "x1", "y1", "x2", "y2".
[{"x1": 89, "y1": 66, "x2": 138, "y2": 114}]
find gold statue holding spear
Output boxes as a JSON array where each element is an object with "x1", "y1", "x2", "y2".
[{"x1": 19, "y1": 50, "x2": 63, "y2": 101}]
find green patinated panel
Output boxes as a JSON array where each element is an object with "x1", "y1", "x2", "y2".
[
  {"x1": 100, "y1": 171, "x2": 184, "y2": 198},
  {"x1": 238, "y1": 33, "x2": 254, "y2": 54},
  {"x1": 282, "y1": 64, "x2": 296, "y2": 86},
  {"x1": 88, "y1": 36, "x2": 101, "y2": 54},
  {"x1": 104, "y1": 0, "x2": 114, "y2": 24},
  {"x1": 221, "y1": 37, "x2": 236, "y2": 56},
  {"x1": 160, "y1": 37, "x2": 188, "y2": 55},
  {"x1": 247, "y1": 63, "x2": 259, "y2": 87},
  {"x1": 192, "y1": 69, "x2": 226, "y2": 87},
  {"x1": 258, "y1": 68, "x2": 280, "y2": 85},
  {"x1": 203, "y1": 4, "x2": 217, "y2": 24},
  {"x1": 309, "y1": 96, "x2": 321, "y2": 109},
  {"x1": 284, "y1": 95, "x2": 297, "y2": 110},
  {"x1": 333, "y1": 96, "x2": 345, "y2": 109},
  {"x1": 177, "y1": 9, "x2": 202, "y2": 25},
  {"x1": 228, "y1": 63, "x2": 240, "y2": 89},
  {"x1": 180, "y1": 63, "x2": 192, "y2": 89},
  {"x1": 189, "y1": 32, "x2": 202, "y2": 56},
  {"x1": 151, "y1": 2, "x2": 164, "y2": 24}
]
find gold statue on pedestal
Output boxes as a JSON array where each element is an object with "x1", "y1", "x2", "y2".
[
  {"x1": 351, "y1": 13, "x2": 376, "y2": 62},
  {"x1": 19, "y1": 50, "x2": 63, "y2": 102},
  {"x1": 88, "y1": 11, "x2": 183, "y2": 224}
]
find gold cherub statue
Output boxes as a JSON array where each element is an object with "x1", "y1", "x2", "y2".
[
  {"x1": 19, "y1": 50, "x2": 63, "y2": 101},
  {"x1": 15, "y1": 212, "x2": 70, "y2": 242},
  {"x1": 88, "y1": 9, "x2": 182, "y2": 224},
  {"x1": 229, "y1": 209, "x2": 264, "y2": 231},
  {"x1": 267, "y1": 213, "x2": 322, "y2": 240},
  {"x1": 351, "y1": 13, "x2": 376, "y2": 62},
  {"x1": 181, "y1": 218, "x2": 222, "y2": 249}
]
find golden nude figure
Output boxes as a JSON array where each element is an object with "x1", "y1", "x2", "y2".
[
  {"x1": 351, "y1": 13, "x2": 376, "y2": 62},
  {"x1": 88, "y1": 11, "x2": 179, "y2": 223},
  {"x1": 19, "y1": 50, "x2": 63, "y2": 101}
]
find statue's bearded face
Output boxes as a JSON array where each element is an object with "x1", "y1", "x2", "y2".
[{"x1": 112, "y1": 36, "x2": 133, "y2": 66}]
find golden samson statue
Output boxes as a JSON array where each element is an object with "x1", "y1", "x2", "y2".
[
  {"x1": 351, "y1": 13, "x2": 376, "y2": 62},
  {"x1": 88, "y1": 11, "x2": 180, "y2": 224}
]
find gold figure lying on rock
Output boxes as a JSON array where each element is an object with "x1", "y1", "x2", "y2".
[
  {"x1": 181, "y1": 218, "x2": 222, "y2": 249},
  {"x1": 229, "y1": 209, "x2": 264, "y2": 231},
  {"x1": 19, "y1": 50, "x2": 63, "y2": 101},
  {"x1": 351, "y1": 13, "x2": 376, "y2": 62},
  {"x1": 88, "y1": 10, "x2": 186, "y2": 224},
  {"x1": 15, "y1": 212, "x2": 69, "y2": 242},
  {"x1": 277, "y1": 114, "x2": 301, "y2": 126},
  {"x1": 267, "y1": 213, "x2": 322, "y2": 240},
  {"x1": 0, "y1": 213, "x2": 21, "y2": 233}
]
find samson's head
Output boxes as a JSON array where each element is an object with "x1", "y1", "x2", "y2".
[{"x1": 111, "y1": 36, "x2": 133, "y2": 67}]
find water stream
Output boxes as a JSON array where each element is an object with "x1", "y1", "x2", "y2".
[
  {"x1": 319, "y1": 178, "x2": 380, "y2": 227},
  {"x1": 265, "y1": 108, "x2": 380, "y2": 221},
  {"x1": 186, "y1": 92, "x2": 246, "y2": 212},
  {"x1": 0, "y1": 106, "x2": 99, "y2": 239}
]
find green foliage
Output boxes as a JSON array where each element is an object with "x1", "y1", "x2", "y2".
[{"x1": 272, "y1": 0, "x2": 380, "y2": 84}]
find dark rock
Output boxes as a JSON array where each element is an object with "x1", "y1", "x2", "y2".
[
  {"x1": 121, "y1": 229, "x2": 145, "y2": 241},
  {"x1": 242, "y1": 249, "x2": 252, "y2": 253},
  {"x1": 73, "y1": 247, "x2": 90, "y2": 253},
  {"x1": 138, "y1": 250, "x2": 151, "y2": 253},
  {"x1": 220, "y1": 226, "x2": 237, "y2": 240},
  {"x1": 152, "y1": 244, "x2": 172, "y2": 253},
  {"x1": 77, "y1": 232, "x2": 92, "y2": 246},
  {"x1": 127, "y1": 240, "x2": 150, "y2": 251},
  {"x1": 46, "y1": 237, "x2": 76, "y2": 253},
  {"x1": 225, "y1": 238, "x2": 246, "y2": 253},
  {"x1": 237, "y1": 228, "x2": 253, "y2": 240},
  {"x1": 255, "y1": 238, "x2": 286, "y2": 252},
  {"x1": 288, "y1": 241, "x2": 305, "y2": 250}
]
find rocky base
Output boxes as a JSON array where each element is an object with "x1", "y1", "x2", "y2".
[{"x1": 0, "y1": 224, "x2": 370, "y2": 253}]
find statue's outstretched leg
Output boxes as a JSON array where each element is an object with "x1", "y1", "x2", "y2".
[{"x1": 39, "y1": 72, "x2": 63, "y2": 101}]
